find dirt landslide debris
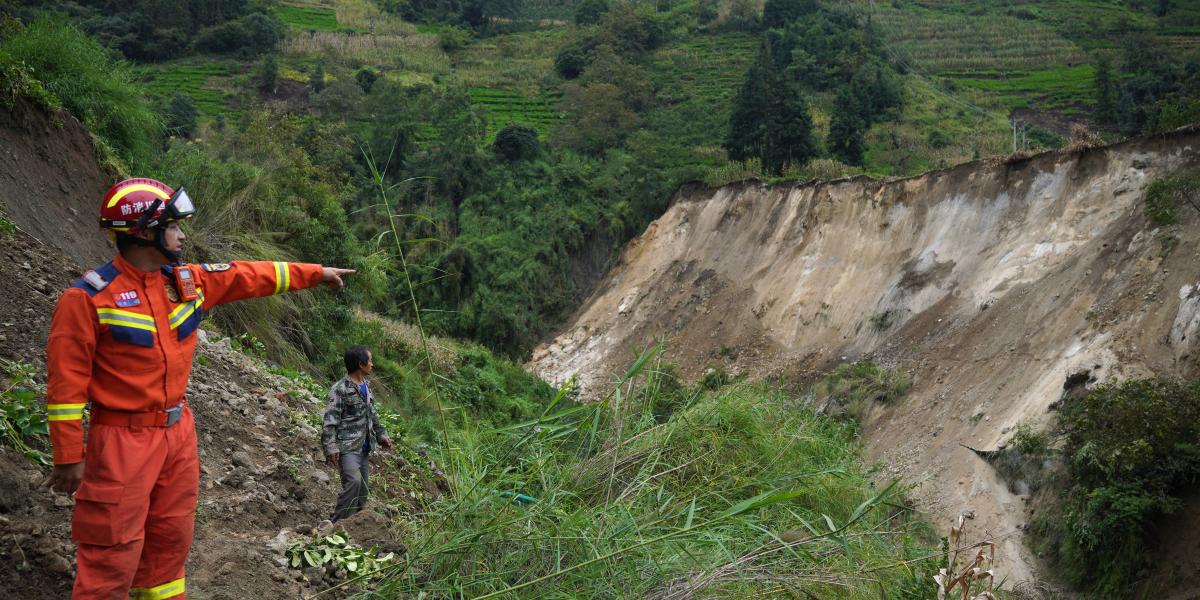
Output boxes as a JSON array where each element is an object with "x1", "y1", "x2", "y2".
[{"x1": 0, "y1": 228, "x2": 442, "y2": 599}]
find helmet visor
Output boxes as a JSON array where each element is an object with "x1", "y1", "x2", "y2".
[{"x1": 166, "y1": 187, "x2": 195, "y2": 221}]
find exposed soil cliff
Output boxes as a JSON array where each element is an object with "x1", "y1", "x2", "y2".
[{"x1": 531, "y1": 129, "x2": 1200, "y2": 589}]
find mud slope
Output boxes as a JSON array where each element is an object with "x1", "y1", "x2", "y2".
[
  {"x1": 532, "y1": 129, "x2": 1200, "y2": 586},
  {"x1": 0, "y1": 97, "x2": 115, "y2": 266}
]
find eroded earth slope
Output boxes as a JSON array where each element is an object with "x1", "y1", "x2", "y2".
[{"x1": 532, "y1": 130, "x2": 1200, "y2": 587}]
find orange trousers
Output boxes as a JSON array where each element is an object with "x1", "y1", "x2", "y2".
[{"x1": 71, "y1": 407, "x2": 198, "y2": 599}]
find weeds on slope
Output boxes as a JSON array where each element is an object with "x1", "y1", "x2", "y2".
[{"x1": 327, "y1": 350, "x2": 940, "y2": 599}]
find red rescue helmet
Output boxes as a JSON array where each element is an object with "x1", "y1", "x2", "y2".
[{"x1": 99, "y1": 178, "x2": 195, "y2": 232}]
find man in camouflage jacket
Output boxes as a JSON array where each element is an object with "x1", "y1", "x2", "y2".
[{"x1": 322, "y1": 346, "x2": 391, "y2": 521}]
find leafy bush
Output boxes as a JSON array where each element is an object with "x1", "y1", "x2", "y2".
[
  {"x1": 574, "y1": 0, "x2": 609, "y2": 26},
  {"x1": 492, "y1": 123, "x2": 540, "y2": 161},
  {"x1": 0, "y1": 16, "x2": 160, "y2": 168},
  {"x1": 163, "y1": 92, "x2": 198, "y2": 138},
  {"x1": 0, "y1": 359, "x2": 49, "y2": 465},
  {"x1": 438, "y1": 26, "x2": 472, "y2": 52},
  {"x1": 192, "y1": 12, "x2": 282, "y2": 56},
  {"x1": 1144, "y1": 173, "x2": 1200, "y2": 226},
  {"x1": 554, "y1": 41, "x2": 589, "y2": 79},
  {"x1": 811, "y1": 361, "x2": 910, "y2": 420},
  {"x1": 1031, "y1": 378, "x2": 1200, "y2": 596}
]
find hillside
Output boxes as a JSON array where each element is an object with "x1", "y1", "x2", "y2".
[{"x1": 531, "y1": 129, "x2": 1200, "y2": 592}]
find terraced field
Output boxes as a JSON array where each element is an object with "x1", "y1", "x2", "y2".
[
  {"x1": 863, "y1": 2, "x2": 1086, "y2": 73},
  {"x1": 277, "y1": 3, "x2": 342, "y2": 32},
  {"x1": 137, "y1": 62, "x2": 238, "y2": 119},
  {"x1": 643, "y1": 32, "x2": 758, "y2": 166},
  {"x1": 947, "y1": 65, "x2": 1096, "y2": 113},
  {"x1": 468, "y1": 88, "x2": 562, "y2": 139}
]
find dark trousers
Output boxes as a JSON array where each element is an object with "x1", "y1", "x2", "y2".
[{"x1": 332, "y1": 450, "x2": 370, "y2": 522}]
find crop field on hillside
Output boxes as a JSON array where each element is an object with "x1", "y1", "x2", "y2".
[
  {"x1": 453, "y1": 29, "x2": 565, "y2": 93},
  {"x1": 281, "y1": 30, "x2": 450, "y2": 73},
  {"x1": 865, "y1": 3, "x2": 1086, "y2": 73},
  {"x1": 643, "y1": 33, "x2": 758, "y2": 166},
  {"x1": 469, "y1": 88, "x2": 562, "y2": 138},
  {"x1": 277, "y1": 4, "x2": 342, "y2": 32},
  {"x1": 948, "y1": 65, "x2": 1096, "y2": 113},
  {"x1": 863, "y1": 77, "x2": 1010, "y2": 176},
  {"x1": 137, "y1": 62, "x2": 236, "y2": 119}
]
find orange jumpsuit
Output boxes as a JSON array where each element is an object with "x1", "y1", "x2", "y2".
[{"x1": 46, "y1": 254, "x2": 326, "y2": 599}]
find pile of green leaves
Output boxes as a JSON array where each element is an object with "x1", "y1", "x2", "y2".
[
  {"x1": 1030, "y1": 377, "x2": 1200, "y2": 596},
  {"x1": 287, "y1": 532, "x2": 396, "y2": 578},
  {"x1": 0, "y1": 359, "x2": 49, "y2": 465}
]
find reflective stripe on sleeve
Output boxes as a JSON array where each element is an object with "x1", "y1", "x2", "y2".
[
  {"x1": 130, "y1": 577, "x2": 185, "y2": 599},
  {"x1": 272, "y1": 261, "x2": 290, "y2": 295},
  {"x1": 46, "y1": 403, "x2": 86, "y2": 422}
]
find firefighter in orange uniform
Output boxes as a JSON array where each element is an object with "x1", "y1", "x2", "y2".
[{"x1": 43, "y1": 178, "x2": 354, "y2": 599}]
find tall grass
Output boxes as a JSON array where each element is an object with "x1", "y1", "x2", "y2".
[
  {"x1": 0, "y1": 16, "x2": 160, "y2": 170},
  {"x1": 323, "y1": 352, "x2": 939, "y2": 598}
]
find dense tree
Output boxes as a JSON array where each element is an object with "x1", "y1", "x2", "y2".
[
  {"x1": 355, "y1": 67, "x2": 380, "y2": 93},
  {"x1": 493, "y1": 124, "x2": 540, "y2": 161},
  {"x1": 557, "y1": 82, "x2": 638, "y2": 154},
  {"x1": 256, "y1": 54, "x2": 278, "y2": 94},
  {"x1": 725, "y1": 41, "x2": 817, "y2": 174},
  {"x1": 1094, "y1": 55, "x2": 1117, "y2": 126},
  {"x1": 827, "y1": 88, "x2": 865, "y2": 165},
  {"x1": 574, "y1": 0, "x2": 609, "y2": 26},
  {"x1": 555, "y1": 42, "x2": 589, "y2": 79},
  {"x1": 725, "y1": 45, "x2": 771, "y2": 163},
  {"x1": 762, "y1": 0, "x2": 818, "y2": 29},
  {"x1": 163, "y1": 92, "x2": 198, "y2": 138},
  {"x1": 309, "y1": 62, "x2": 326, "y2": 94}
]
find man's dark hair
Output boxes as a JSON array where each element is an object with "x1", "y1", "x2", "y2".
[{"x1": 344, "y1": 346, "x2": 371, "y2": 374}]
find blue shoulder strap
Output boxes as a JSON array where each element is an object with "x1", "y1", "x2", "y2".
[{"x1": 69, "y1": 261, "x2": 120, "y2": 297}]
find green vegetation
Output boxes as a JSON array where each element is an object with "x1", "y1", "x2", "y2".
[
  {"x1": 277, "y1": 5, "x2": 342, "y2": 32},
  {"x1": 0, "y1": 209, "x2": 14, "y2": 237},
  {"x1": 0, "y1": 17, "x2": 160, "y2": 169},
  {"x1": 136, "y1": 61, "x2": 236, "y2": 119},
  {"x1": 362, "y1": 352, "x2": 938, "y2": 598},
  {"x1": 287, "y1": 532, "x2": 396, "y2": 577},
  {"x1": 0, "y1": 360, "x2": 49, "y2": 465},
  {"x1": 1030, "y1": 377, "x2": 1200, "y2": 597},
  {"x1": 1144, "y1": 172, "x2": 1200, "y2": 225},
  {"x1": 811, "y1": 361, "x2": 910, "y2": 421},
  {"x1": 950, "y1": 65, "x2": 1096, "y2": 112}
]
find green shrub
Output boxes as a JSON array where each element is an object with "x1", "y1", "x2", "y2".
[
  {"x1": 574, "y1": 0, "x2": 609, "y2": 26},
  {"x1": 1144, "y1": 173, "x2": 1200, "y2": 226},
  {"x1": 0, "y1": 359, "x2": 49, "y2": 465},
  {"x1": 374, "y1": 368, "x2": 933, "y2": 598},
  {"x1": 811, "y1": 361, "x2": 910, "y2": 420},
  {"x1": 438, "y1": 26, "x2": 472, "y2": 52},
  {"x1": 0, "y1": 16, "x2": 160, "y2": 168},
  {"x1": 492, "y1": 123, "x2": 540, "y2": 161},
  {"x1": 1032, "y1": 377, "x2": 1200, "y2": 596},
  {"x1": 163, "y1": 92, "x2": 198, "y2": 138}
]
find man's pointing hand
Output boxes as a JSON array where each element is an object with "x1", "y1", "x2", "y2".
[{"x1": 321, "y1": 267, "x2": 355, "y2": 289}]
